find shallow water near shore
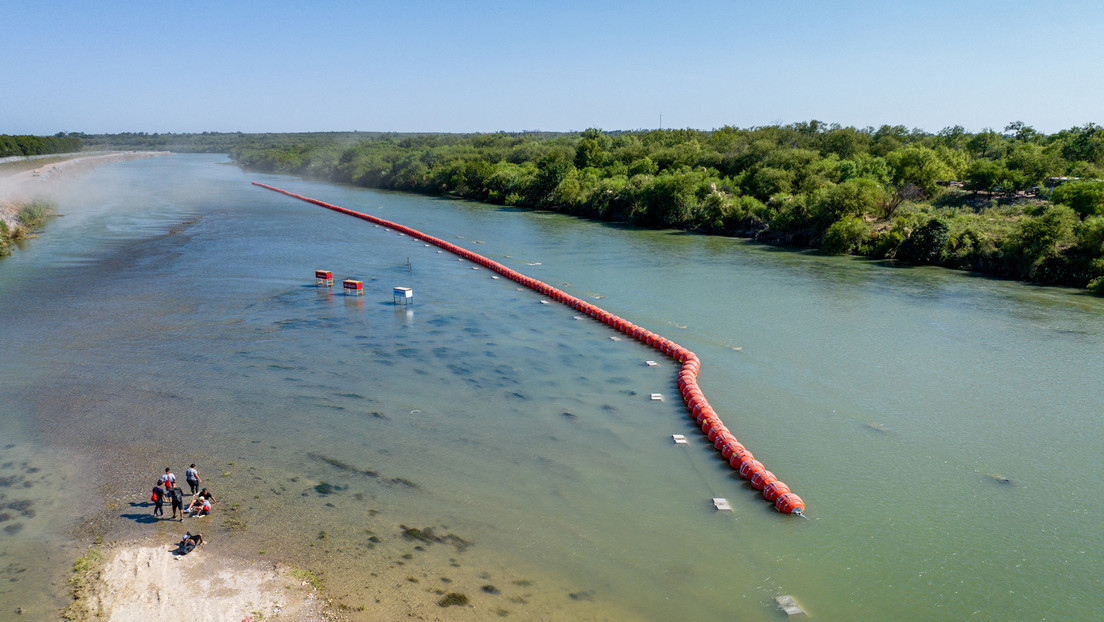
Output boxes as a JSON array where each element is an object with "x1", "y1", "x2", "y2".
[{"x1": 1, "y1": 154, "x2": 1103, "y2": 620}]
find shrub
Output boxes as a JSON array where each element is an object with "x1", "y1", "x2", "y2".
[
  {"x1": 821, "y1": 217, "x2": 868, "y2": 255},
  {"x1": 17, "y1": 200, "x2": 52, "y2": 229},
  {"x1": 1007, "y1": 205, "x2": 1078, "y2": 278},
  {"x1": 1051, "y1": 180, "x2": 1104, "y2": 218},
  {"x1": 897, "y1": 218, "x2": 950, "y2": 264}
]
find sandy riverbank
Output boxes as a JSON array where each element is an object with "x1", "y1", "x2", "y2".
[
  {"x1": 0, "y1": 151, "x2": 170, "y2": 229},
  {"x1": 66, "y1": 536, "x2": 330, "y2": 622}
]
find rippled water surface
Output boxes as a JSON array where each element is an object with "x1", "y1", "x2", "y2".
[{"x1": 1, "y1": 154, "x2": 1102, "y2": 620}]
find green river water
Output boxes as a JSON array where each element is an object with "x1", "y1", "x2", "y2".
[{"x1": 0, "y1": 154, "x2": 1101, "y2": 620}]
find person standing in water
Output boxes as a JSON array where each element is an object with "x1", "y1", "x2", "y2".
[
  {"x1": 169, "y1": 484, "x2": 185, "y2": 521},
  {"x1": 158, "y1": 467, "x2": 176, "y2": 490},
  {"x1": 185, "y1": 464, "x2": 201, "y2": 496},
  {"x1": 151, "y1": 485, "x2": 164, "y2": 518}
]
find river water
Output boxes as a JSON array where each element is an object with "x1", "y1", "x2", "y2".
[{"x1": 1, "y1": 154, "x2": 1102, "y2": 620}]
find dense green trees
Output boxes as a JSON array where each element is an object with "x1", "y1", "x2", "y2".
[
  {"x1": 226, "y1": 122, "x2": 1104, "y2": 293},
  {"x1": 0, "y1": 134, "x2": 82, "y2": 157},
  {"x1": 1051, "y1": 180, "x2": 1104, "y2": 218}
]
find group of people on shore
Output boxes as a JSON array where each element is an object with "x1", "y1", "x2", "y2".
[{"x1": 150, "y1": 464, "x2": 217, "y2": 521}]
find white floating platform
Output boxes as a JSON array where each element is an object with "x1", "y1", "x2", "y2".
[
  {"x1": 540, "y1": 300, "x2": 550, "y2": 304},
  {"x1": 650, "y1": 393, "x2": 663, "y2": 401},
  {"x1": 672, "y1": 434, "x2": 687, "y2": 444},
  {"x1": 610, "y1": 336, "x2": 621, "y2": 341},
  {"x1": 645, "y1": 360, "x2": 658, "y2": 367},
  {"x1": 775, "y1": 595, "x2": 806, "y2": 616},
  {"x1": 491, "y1": 276, "x2": 499, "y2": 279},
  {"x1": 712, "y1": 497, "x2": 732, "y2": 511},
  {"x1": 573, "y1": 316, "x2": 585, "y2": 320}
]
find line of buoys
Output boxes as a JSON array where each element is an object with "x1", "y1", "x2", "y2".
[{"x1": 253, "y1": 182, "x2": 804, "y2": 516}]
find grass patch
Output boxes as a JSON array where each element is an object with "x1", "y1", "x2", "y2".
[
  {"x1": 289, "y1": 568, "x2": 324, "y2": 590},
  {"x1": 63, "y1": 545, "x2": 103, "y2": 620},
  {"x1": 17, "y1": 200, "x2": 52, "y2": 230}
]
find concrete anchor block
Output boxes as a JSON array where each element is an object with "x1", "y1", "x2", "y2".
[{"x1": 775, "y1": 595, "x2": 806, "y2": 616}]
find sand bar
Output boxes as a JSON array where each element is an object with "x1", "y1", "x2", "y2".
[{"x1": 68, "y1": 536, "x2": 329, "y2": 622}]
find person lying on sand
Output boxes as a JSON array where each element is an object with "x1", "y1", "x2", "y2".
[{"x1": 177, "y1": 532, "x2": 204, "y2": 554}]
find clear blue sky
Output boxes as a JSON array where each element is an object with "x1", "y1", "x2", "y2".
[{"x1": 5, "y1": 0, "x2": 1103, "y2": 135}]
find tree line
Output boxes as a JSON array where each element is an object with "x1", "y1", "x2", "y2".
[
  {"x1": 228, "y1": 122, "x2": 1104, "y2": 293},
  {"x1": 0, "y1": 134, "x2": 82, "y2": 157}
]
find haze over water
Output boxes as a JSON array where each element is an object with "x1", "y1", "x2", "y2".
[{"x1": 1, "y1": 154, "x2": 1102, "y2": 620}]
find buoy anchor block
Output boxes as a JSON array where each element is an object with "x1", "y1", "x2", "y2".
[
  {"x1": 775, "y1": 595, "x2": 806, "y2": 617},
  {"x1": 650, "y1": 393, "x2": 663, "y2": 401},
  {"x1": 393, "y1": 286, "x2": 413, "y2": 305},
  {"x1": 645, "y1": 360, "x2": 658, "y2": 367},
  {"x1": 672, "y1": 434, "x2": 688, "y2": 444},
  {"x1": 712, "y1": 498, "x2": 732, "y2": 511}
]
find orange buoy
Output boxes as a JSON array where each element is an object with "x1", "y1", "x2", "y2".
[
  {"x1": 695, "y1": 408, "x2": 716, "y2": 424},
  {"x1": 698, "y1": 412, "x2": 719, "y2": 427},
  {"x1": 706, "y1": 425, "x2": 729, "y2": 442},
  {"x1": 775, "y1": 493, "x2": 805, "y2": 515},
  {"x1": 720, "y1": 439, "x2": 745, "y2": 459},
  {"x1": 713, "y1": 432, "x2": 735, "y2": 450},
  {"x1": 691, "y1": 405, "x2": 710, "y2": 421},
  {"x1": 729, "y1": 448, "x2": 754, "y2": 469},
  {"x1": 739, "y1": 459, "x2": 765, "y2": 480},
  {"x1": 762, "y1": 480, "x2": 790, "y2": 502},
  {"x1": 700, "y1": 417, "x2": 723, "y2": 434},
  {"x1": 750, "y1": 469, "x2": 777, "y2": 490}
]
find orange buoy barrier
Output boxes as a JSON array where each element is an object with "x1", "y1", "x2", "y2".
[{"x1": 253, "y1": 182, "x2": 804, "y2": 516}]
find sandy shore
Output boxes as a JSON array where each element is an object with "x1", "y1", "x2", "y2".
[
  {"x1": 0, "y1": 151, "x2": 169, "y2": 229},
  {"x1": 68, "y1": 536, "x2": 330, "y2": 622}
]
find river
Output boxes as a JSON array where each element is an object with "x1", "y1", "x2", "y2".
[{"x1": 1, "y1": 154, "x2": 1102, "y2": 620}]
